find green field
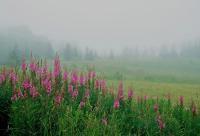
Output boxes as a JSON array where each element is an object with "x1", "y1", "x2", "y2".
[{"x1": 63, "y1": 58, "x2": 200, "y2": 104}]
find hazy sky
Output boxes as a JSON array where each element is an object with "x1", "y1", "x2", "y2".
[{"x1": 0, "y1": 0, "x2": 200, "y2": 48}]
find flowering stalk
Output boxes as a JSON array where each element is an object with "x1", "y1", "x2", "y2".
[
  {"x1": 53, "y1": 55, "x2": 61, "y2": 78},
  {"x1": 156, "y1": 115, "x2": 165, "y2": 131},
  {"x1": 29, "y1": 54, "x2": 37, "y2": 73},
  {"x1": 128, "y1": 88, "x2": 134, "y2": 100},
  {"x1": 55, "y1": 94, "x2": 63, "y2": 106},
  {"x1": 113, "y1": 99, "x2": 120, "y2": 109},
  {"x1": 21, "y1": 57, "x2": 27, "y2": 76},
  {"x1": 30, "y1": 86, "x2": 39, "y2": 98},
  {"x1": 79, "y1": 73, "x2": 85, "y2": 86},
  {"x1": 117, "y1": 81, "x2": 124, "y2": 100}
]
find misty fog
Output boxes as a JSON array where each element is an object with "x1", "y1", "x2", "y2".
[{"x1": 0, "y1": 0, "x2": 200, "y2": 63}]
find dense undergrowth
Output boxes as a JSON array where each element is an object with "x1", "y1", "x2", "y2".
[{"x1": 0, "y1": 55, "x2": 200, "y2": 136}]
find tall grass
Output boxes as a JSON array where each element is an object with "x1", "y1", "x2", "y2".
[{"x1": 0, "y1": 55, "x2": 200, "y2": 136}]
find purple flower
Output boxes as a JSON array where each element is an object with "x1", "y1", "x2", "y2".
[
  {"x1": 30, "y1": 86, "x2": 39, "y2": 98},
  {"x1": 85, "y1": 89, "x2": 90, "y2": 99},
  {"x1": 63, "y1": 71, "x2": 68, "y2": 81},
  {"x1": 17, "y1": 89, "x2": 23, "y2": 98},
  {"x1": 88, "y1": 71, "x2": 92, "y2": 80},
  {"x1": 79, "y1": 73, "x2": 85, "y2": 85},
  {"x1": 113, "y1": 99, "x2": 120, "y2": 109},
  {"x1": 53, "y1": 55, "x2": 61, "y2": 78},
  {"x1": 117, "y1": 81, "x2": 124, "y2": 100},
  {"x1": 71, "y1": 71, "x2": 78, "y2": 85},
  {"x1": 191, "y1": 102, "x2": 197, "y2": 116},
  {"x1": 11, "y1": 88, "x2": 23, "y2": 101},
  {"x1": 29, "y1": 55, "x2": 37, "y2": 73},
  {"x1": 21, "y1": 58, "x2": 27, "y2": 72},
  {"x1": 144, "y1": 95, "x2": 148, "y2": 101},
  {"x1": 55, "y1": 94, "x2": 63, "y2": 106},
  {"x1": 79, "y1": 101, "x2": 85, "y2": 109},
  {"x1": 72, "y1": 88, "x2": 78, "y2": 99},
  {"x1": 11, "y1": 94, "x2": 17, "y2": 101},
  {"x1": 128, "y1": 88, "x2": 133, "y2": 100},
  {"x1": 42, "y1": 78, "x2": 52, "y2": 95},
  {"x1": 68, "y1": 84, "x2": 73, "y2": 95},
  {"x1": 156, "y1": 115, "x2": 165, "y2": 130},
  {"x1": 95, "y1": 80, "x2": 100, "y2": 90},
  {"x1": 22, "y1": 79, "x2": 31, "y2": 90},
  {"x1": 9, "y1": 71, "x2": 18, "y2": 85},
  {"x1": 0, "y1": 74, "x2": 6, "y2": 85},
  {"x1": 100, "y1": 80, "x2": 106, "y2": 94}
]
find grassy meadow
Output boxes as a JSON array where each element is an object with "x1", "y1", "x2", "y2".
[
  {"x1": 1, "y1": 56, "x2": 200, "y2": 135},
  {"x1": 63, "y1": 57, "x2": 200, "y2": 104}
]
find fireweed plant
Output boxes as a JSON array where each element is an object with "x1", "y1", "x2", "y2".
[{"x1": 0, "y1": 55, "x2": 200, "y2": 136}]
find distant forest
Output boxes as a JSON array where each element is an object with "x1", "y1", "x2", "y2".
[{"x1": 0, "y1": 27, "x2": 200, "y2": 65}]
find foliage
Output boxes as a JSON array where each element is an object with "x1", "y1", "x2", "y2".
[{"x1": 0, "y1": 55, "x2": 200, "y2": 136}]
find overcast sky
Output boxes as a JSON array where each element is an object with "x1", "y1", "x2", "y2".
[{"x1": 0, "y1": 0, "x2": 200, "y2": 49}]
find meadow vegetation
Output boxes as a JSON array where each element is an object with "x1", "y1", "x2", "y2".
[{"x1": 0, "y1": 55, "x2": 200, "y2": 136}]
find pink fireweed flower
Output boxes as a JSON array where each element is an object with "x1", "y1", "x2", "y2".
[
  {"x1": 79, "y1": 101, "x2": 85, "y2": 109},
  {"x1": 11, "y1": 93, "x2": 17, "y2": 101},
  {"x1": 55, "y1": 94, "x2": 63, "y2": 106},
  {"x1": 179, "y1": 96, "x2": 184, "y2": 106},
  {"x1": 11, "y1": 88, "x2": 23, "y2": 101},
  {"x1": 36, "y1": 67, "x2": 44, "y2": 77},
  {"x1": 63, "y1": 71, "x2": 68, "y2": 81},
  {"x1": 192, "y1": 105, "x2": 197, "y2": 116},
  {"x1": 22, "y1": 79, "x2": 31, "y2": 90},
  {"x1": 191, "y1": 102, "x2": 197, "y2": 116},
  {"x1": 128, "y1": 88, "x2": 134, "y2": 100},
  {"x1": 0, "y1": 74, "x2": 6, "y2": 85},
  {"x1": 79, "y1": 73, "x2": 85, "y2": 86},
  {"x1": 72, "y1": 88, "x2": 79, "y2": 99},
  {"x1": 117, "y1": 81, "x2": 124, "y2": 100},
  {"x1": 30, "y1": 62, "x2": 37, "y2": 72},
  {"x1": 144, "y1": 95, "x2": 148, "y2": 101},
  {"x1": 88, "y1": 71, "x2": 96, "y2": 80},
  {"x1": 68, "y1": 84, "x2": 73, "y2": 95},
  {"x1": 29, "y1": 55, "x2": 37, "y2": 73},
  {"x1": 30, "y1": 86, "x2": 39, "y2": 98},
  {"x1": 47, "y1": 72, "x2": 52, "y2": 80},
  {"x1": 21, "y1": 58, "x2": 27, "y2": 72},
  {"x1": 46, "y1": 81, "x2": 52, "y2": 95},
  {"x1": 42, "y1": 78, "x2": 52, "y2": 95},
  {"x1": 43, "y1": 63, "x2": 48, "y2": 75},
  {"x1": 102, "y1": 118, "x2": 108, "y2": 126},
  {"x1": 88, "y1": 71, "x2": 92, "y2": 80},
  {"x1": 17, "y1": 89, "x2": 23, "y2": 98},
  {"x1": 100, "y1": 80, "x2": 107, "y2": 94},
  {"x1": 154, "y1": 104, "x2": 159, "y2": 112},
  {"x1": 84, "y1": 89, "x2": 90, "y2": 99},
  {"x1": 95, "y1": 79, "x2": 100, "y2": 90},
  {"x1": 156, "y1": 115, "x2": 165, "y2": 130},
  {"x1": 113, "y1": 99, "x2": 120, "y2": 109},
  {"x1": 53, "y1": 55, "x2": 61, "y2": 78},
  {"x1": 9, "y1": 71, "x2": 18, "y2": 85},
  {"x1": 71, "y1": 71, "x2": 78, "y2": 85}
]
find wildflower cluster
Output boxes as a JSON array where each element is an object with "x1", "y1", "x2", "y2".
[{"x1": 0, "y1": 54, "x2": 199, "y2": 136}]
